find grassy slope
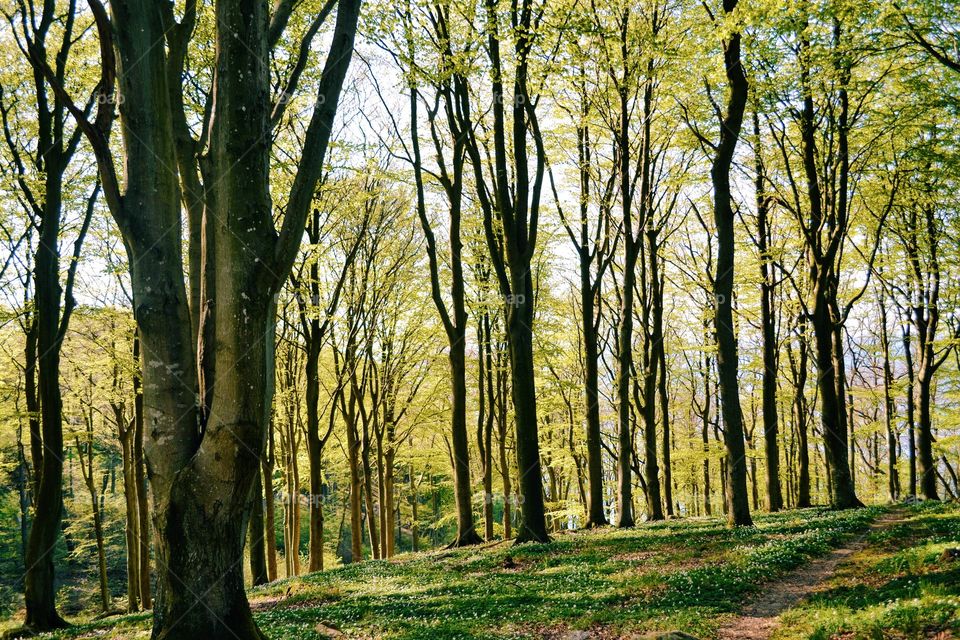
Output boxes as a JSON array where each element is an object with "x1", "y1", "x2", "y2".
[
  {"x1": 775, "y1": 502, "x2": 960, "y2": 640},
  {"x1": 6, "y1": 507, "x2": 893, "y2": 640}
]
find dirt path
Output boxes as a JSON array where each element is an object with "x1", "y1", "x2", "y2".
[{"x1": 714, "y1": 510, "x2": 906, "y2": 640}]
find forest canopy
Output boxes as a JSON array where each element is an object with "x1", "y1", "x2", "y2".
[{"x1": 0, "y1": 0, "x2": 958, "y2": 638}]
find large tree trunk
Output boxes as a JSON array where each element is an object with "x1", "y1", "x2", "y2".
[{"x1": 42, "y1": 0, "x2": 360, "y2": 636}]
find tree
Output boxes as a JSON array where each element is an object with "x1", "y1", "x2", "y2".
[
  {"x1": 29, "y1": 1, "x2": 363, "y2": 636},
  {"x1": 548, "y1": 59, "x2": 618, "y2": 527},
  {"x1": 451, "y1": 0, "x2": 552, "y2": 543},
  {"x1": 3, "y1": 1, "x2": 99, "y2": 629},
  {"x1": 402, "y1": 5, "x2": 483, "y2": 545},
  {"x1": 751, "y1": 110, "x2": 784, "y2": 512},
  {"x1": 706, "y1": 0, "x2": 752, "y2": 527}
]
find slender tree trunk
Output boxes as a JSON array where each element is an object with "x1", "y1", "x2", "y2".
[
  {"x1": 903, "y1": 326, "x2": 917, "y2": 497},
  {"x1": 710, "y1": 0, "x2": 752, "y2": 527},
  {"x1": 754, "y1": 110, "x2": 783, "y2": 512},
  {"x1": 658, "y1": 340, "x2": 673, "y2": 517},
  {"x1": 120, "y1": 425, "x2": 140, "y2": 611},
  {"x1": 78, "y1": 435, "x2": 111, "y2": 612},
  {"x1": 879, "y1": 296, "x2": 900, "y2": 501},
  {"x1": 249, "y1": 469, "x2": 268, "y2": 585},
  {"x1": 409, "y1": 465, "x2": 419, "y2": 552},
  {"x1": 792, "y1": 321, "x2": 812, "y2": 508},
  {"x1": 306, "y1": 336, "x2": 326, "y2": 570},
  {"x1": 133, "y1": 333, "x2": 151, "y2": 609},
  {"x1": 917, "y1": 373, "x2": 939, "y2": 499},
  {"x1": 497, "y1": 361, "x2": 512, "y2": 540},
  {"x1": 263, "y1": 454, "x2": 277, "y2": 581},
  {"x1": 384, "y1": 451, "x2": 396, "y2": 556}
]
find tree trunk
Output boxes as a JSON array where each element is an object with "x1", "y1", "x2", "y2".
[
  {"x1": 710, "y1": 0, "x2": 752, "y2": 527},
  {"x1": 449, "y1": 342, "x2": 483, "y2": 546},
  {"x1": 754, "y1": 110, "x2": 783, "y2": 512},
  {"x1": 792, "y1": 321, "x2": 811, "y2": 508},
  {"x1": 809, "y1": 297, "x2": 860, "y2": 508},
  {"x1": 506, "y1": 292, "x2": 550, "y2": 542},
  {"x1": 263, "y1": 454, "x2": 278, "y2": 581},
  {"x1": 658, "y1": 340, "x2": 673, "y2": 517},
  {"x1": 120, "y1": 424, "x2": 141, "y2": 611},
  {"x1": 903, "y1": 325, "x2": 917, "y2": 497},
  {"x1": 306, "y1": 335, "x2": 326, "y2": 571},
  {"x1": 879, "y1": 296, "x2": 900, "y2": 501},
  {"x1": 917, "y1": 374, "x2": 939, "y2": 500},
  {"x1": 497, "y1": 362, "x2": 512, "y2": 540},
  {"x1": 249, "y1": 468, "x2": 268, "y2": 586}
]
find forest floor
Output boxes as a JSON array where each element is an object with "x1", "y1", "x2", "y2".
[{"x1": 5, "y1": 503, "x2": 960, "y2": 640}]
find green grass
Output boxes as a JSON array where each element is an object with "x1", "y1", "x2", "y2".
[
  {"x1": 5, "y1": 507, "x2": 888, "y2": 639},
  {"x1": 774, "y1": 501, "x2": 960, "y2": 640}
]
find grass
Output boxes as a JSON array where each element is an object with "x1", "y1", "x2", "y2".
[
  {"x1": 1, "y1": 506, "x2": 890, "y2": 639},
  {"x1": 1, "y1": 508, "x2": 884, "y2": 640},
  {"x1": 774, "y1": 501, "x2": 960, "y2": 640}
]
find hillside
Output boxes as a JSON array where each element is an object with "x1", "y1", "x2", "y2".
[{"x1": 8, "y1": 503, "x2": 959, "y2": 640}]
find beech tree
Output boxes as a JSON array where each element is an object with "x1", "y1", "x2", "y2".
[
  {"x1": 705, "y1": 0, "x2": 752, "y2": 527},
  {"x1": 24, "y1": 0, "x2": 363, "y2": 637},
  {"x1": 2, "y1": 1, "x2": 99, "y2": 629}
]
